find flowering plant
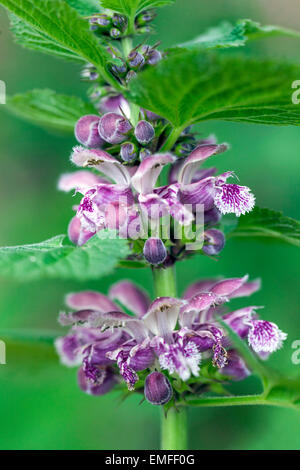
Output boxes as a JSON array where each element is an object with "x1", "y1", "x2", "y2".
[{"x1": 0, "y1": 0, "x2": 300, "y2": 450}]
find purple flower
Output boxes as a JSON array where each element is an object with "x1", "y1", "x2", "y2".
[
  {"x1": 177, "y1": 143, "x2": 255, "y2": 216},
  {"x1": 56, "y1": 275, "x2": 287, "y2": 399},
  {"x1": 248, "y1": 320, "x2": 287, "y2": 354}
]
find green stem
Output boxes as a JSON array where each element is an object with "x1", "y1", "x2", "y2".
[
  {"x1": 152, "y1": 265, "x2": 189, "y2": 449},
  {"x1": 183, "y1": 394, "x2": 300, "y2": 411},
  {"x1": 152, "y1": 265, "x2": 177, "y2": 298},
  {"x1": 160, "y1": 126, "x2": 185, "y2": 152},
  {"x1": 161, "y1": 407, "x2": 188, "y2": 450}
]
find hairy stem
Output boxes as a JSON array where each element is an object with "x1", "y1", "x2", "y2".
[
  {"x1": 183, "y1": 394, "x2": 300, "y2": 411},
  {"x1": 161, "y1": 407, "x2": 188, "y2": 450},
  {"x1": 152, "y1": 265, "x2": 177, "y2": 298},
  {"x1": 152, "y1": 265, "x2": 189, "y2": 449},
  {"x1": 160, "y1": 126, "x2": 185, "y2": 152}
]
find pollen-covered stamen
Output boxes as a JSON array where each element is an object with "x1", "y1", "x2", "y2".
[
  {"x1": 214, "y1": 183, "x2": 255, "y2": 217},
  {"x1": 248, "y1": 320, "x2": 287, "y2": 353},
  {"x1": 212, "y1": 343, "x2": 228, "y2": 368},
  {"x1": 116, "y1": 351, "x2": 138, "y2": 391},
  {"x1": 158, "y1": 338, "x2": 201, "y2": 381}
]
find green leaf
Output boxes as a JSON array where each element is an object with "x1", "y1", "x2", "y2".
[
  {"x1": 0, "y1": 329, "x2": 60, "y2": 344},
  {"x1": 100, "y1": 0, "x2": 174, "y2": 16},
  {"x1": 1, "y1": 0, "x2": 120, "y2": 87},
  {"x1": 265, "y1": 377, "x2": 300, "y2": 409},
  {"x1": 8, "y1": 13, "x2": 85, "y2": 62},
  {"x1": 175, "y1": 19, "x2": 300, "y2": 50},
  {"x1": 5, "y1": 89, "x2": 95, "y2": 132},
  {"x1": 0, "y1": 231, "x2": 131, "y2": 281},
  {"x1": 66, "y1": 0, "x2": 100, "y2": 16},
  {"x1": 228, "y1": 207, "x2": 300, "y2": 247},
  {"x1": 128, "y1": 50, "x2": 300, "y2": 129}
]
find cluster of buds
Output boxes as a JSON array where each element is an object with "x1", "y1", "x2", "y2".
[
  {"x1": 88, "y1": 13, "x2": 128, "y2": 39},
  {"x1": 110, "y1": 43, "x2": 162, "y2": 85},
  {"x1": 135, "y1": 9, "x2": 157, "y2": 34},
  {"x1": 55, "y1": 276, "x2": 287, "y2": 403}
]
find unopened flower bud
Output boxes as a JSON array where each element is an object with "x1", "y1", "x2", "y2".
[
  {"x1": 143, "y1": 238, "x2": 167, "y2": 265},
  {"x1": 120, "y1": 142, "x2": 137, "y2": 162},
  {"x1": 139, "y1": 148, "x2": 152, "y2": 161},
  {"x1": 203, "y1": 229, "x2": 225, "y2": 255},
  {"x1": 110, "y1": 61, "x2": 128, "y2": 78},
  {"x1": 137, "y1": 26, "x2": 152, "y2": 34},
  {"x1": 99, "y1": 112, "x2": 132, "y2": 144},
  {"x1": 81, "y1": 63, "x2": 99, "y2": 81},
  {"x1": 89, "y1": 14, "x2": 111, "y2": 30},
  {"x1": 144, "y1": 371, "x2": 172, "y2": 405},
  {"x1": 135, "y1": 10, "x2": 157, "y2": 26},
  {"x1": 204, "y1": 207, "x2": 222, "y2": 226},
  {"x1": 110, "y1": 28, "x2": 121, "y2": 39},
  {"x1": 128, "y1": 50, "x2": 145, "y2": 69},
  {"x1": 75, "y1": 115, "x2": 104, "y2": 148},
  {"x1": 126, "y1": 70, "x2": 137, "y2": 83},
  {"x1": 141, "y1": 45, "x2": 162, "y2": 65},
  {"x1": 134, "y1": 120, "x2": 155, "y2": 145},
  {"x1": 112, "y1": 14, "x2": 127, "y2": 31}
]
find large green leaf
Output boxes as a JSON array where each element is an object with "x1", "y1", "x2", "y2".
[
  {"x1": 1, "y1": 0, "x2": 120, "y2": 87},
  {"x1": 175, "y1": 19, "x2": 300, "y2": 50},
  {"x1": 128, "y1": 51, "x2": 300, "y2": 129},
  {"x1": 8, "y1": 0, "x2": 102, "y2": 61},
  {"x1": 66, "y1": 0, "x2": 100, "y2": 16},
  {"x1": 228, "y1": 207, "x2": 300, "y2": 247},
  {"x1": 0, "y1": 231, "x2": 130, "y2": 281},
  {"x1": 100, "y1": 0, "x2": 174, "y2": 16},
  {"x1": 8, "y1": 13, "x2": 85, "y2": 62},
  {"x1": 5, "y1": 89, "x2": 95, "y2": 132},
  {"x1": 0, "y1": 329, "x2": 60, "y2": 344}
]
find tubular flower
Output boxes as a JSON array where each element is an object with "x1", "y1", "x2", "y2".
[
  {"x1": 176, "y1": 143, "x2": 255, "y2": 217},
  {"x1": 56, "y1": 275, "x2": 286, "y2": 403},
  {"x1": 59, "y1": 113, "x2": 255, "y2": 262}
]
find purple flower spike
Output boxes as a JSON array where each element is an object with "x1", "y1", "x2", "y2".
[
  {"x1": 144, "y1": 371, "x2": 173, "y2": 405},
  {"x1": 248, "y1": 320, "x2": 287, "y2": 354},
  {"x1": 143, "y1": 237, "x2": 167, "y2": 265},
  {"x1": 134, "y1": 120, "x2": 155, "y2": 145},
  {"x1": 120, "y1": 142, "x2": 137, "y2": 162},
  {"x1": 75, "y1": 115, "x2": 104, "y2": 148},
  {"x1": 203, "y1": 229, "x2": 225, "y2": 255},
  {"x1": 98, "y1": 112, "x2": 132, "y2": 144}
]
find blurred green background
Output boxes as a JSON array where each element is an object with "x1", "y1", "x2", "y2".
[{"x1": 0, "y1": 0, "x2": 299, "y2": 450}]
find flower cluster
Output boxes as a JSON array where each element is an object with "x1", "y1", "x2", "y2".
[
  {"x1": 59, "y1": 97, "x2": 255, "y2": 264},
  {"x1": 55, "y1": 275, "x2": 286, "y2": 405}
]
